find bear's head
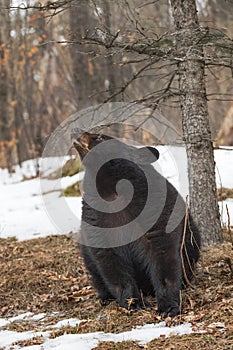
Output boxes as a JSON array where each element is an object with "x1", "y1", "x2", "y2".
[
  {"x1": 73, "y1": 132, "x2": 165, "y2": 246},
  {"x1": 73, "y1": 132, "x2": 159, "y2": 165}
]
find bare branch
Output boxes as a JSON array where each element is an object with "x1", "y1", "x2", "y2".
[{"x1": 6, "y1": 0, "x2": 75, "y2": 11}]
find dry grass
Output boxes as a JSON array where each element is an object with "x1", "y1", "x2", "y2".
[
  {"x1": 95, "y1": 333, "x2": 233, "y2": 350},
  {"x1": 0, "y1": 234, "x2": 232, "y2": 349},
  {"x1": 0, "y1": 235, "x2": 99, "y2": 320},
  {"x1": 62, "y1": 181, "x2": 82, "y2": 197},
  {"x1": 217, "y1": 187, "x2": 233, "y2": 201}
]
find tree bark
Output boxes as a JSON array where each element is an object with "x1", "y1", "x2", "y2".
[
  {"x1": 171, "y1": 0, "x2": 222, "y2": 245},
  {"x1": 101, "y1": 0, "x2": 118, "y2": 101},
  {"x1": 0, "y1": 0, "x2": 17, "y2": 170}
]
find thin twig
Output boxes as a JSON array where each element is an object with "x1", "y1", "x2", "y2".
[
  {"x1": 180, "y1": 197, "x2": 195, "y2": 289},
  {"x1": 226, "y1": 204, "x2": 233, "y2": 246}
]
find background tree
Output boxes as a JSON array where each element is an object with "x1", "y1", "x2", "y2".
[
  {"x1": 171, "y1": 0, "x2": 222, "y2": 244},
  {"x1": 0, "y1": 1, "x2": 77, "y2": 167},
  {"x1": 0, "y1": 0, "x2": 16, "y2": 170}
]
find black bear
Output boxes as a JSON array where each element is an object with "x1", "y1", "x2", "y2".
[{"x1": 74, "y1": 132, "x2": 201, "y2": 317}]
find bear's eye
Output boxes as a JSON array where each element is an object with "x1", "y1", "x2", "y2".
[{"x1": 97, "y1": 135, "x2": 103, "y2": 142}]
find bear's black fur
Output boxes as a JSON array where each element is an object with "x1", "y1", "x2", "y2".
[{"x1": 74, "y1": 133, "x2": 201, "y2": 316}]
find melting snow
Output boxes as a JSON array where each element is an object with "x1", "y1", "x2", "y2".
[{"x1": 0, "y1": 312, "x2": 192, "y2": 350}]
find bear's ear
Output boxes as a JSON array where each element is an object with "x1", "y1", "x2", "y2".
[{"x1": 135, "y1": 147, "x2": 159, "y2": 164}]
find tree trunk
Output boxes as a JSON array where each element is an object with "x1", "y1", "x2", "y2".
[
  {"x1": 0, "y1": 0, "x2": 17, "y2": 170},
  {"x1": 171, "y1": 0, "x2": 222, "y2": 245},
  {"x1": 69, "y1": 1, "x2": 103, "y2": 108},
  {"x1": 101, "y1": 0, "x2": 118, "y2": 101}
]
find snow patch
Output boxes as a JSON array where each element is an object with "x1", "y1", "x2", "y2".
[
  {"x1": 0, "y1": 319, "x2": 193, "y2": 350},
  {"x1": 219, "y1": 199, "x2": 233, "y2": 227},
  {"x1": 51, "y1": 318, "x2": 84, "y2": 329}
]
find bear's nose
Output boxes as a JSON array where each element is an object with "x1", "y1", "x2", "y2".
[{"x1": 75, "y1": 134, "x2": 90, "y2": 150}]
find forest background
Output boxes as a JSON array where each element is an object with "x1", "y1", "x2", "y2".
[{"x1": 0, "y1": 0, "x2": 233, "y2": 170}]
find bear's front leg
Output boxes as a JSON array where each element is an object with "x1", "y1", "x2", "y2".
[
  {"x1": 95, "y1": 248, "x2": 146, "y2": 310},
  {"x1": 80, "y1": 245, "x2": 114, "y2": 305},
  {"x1": 148, "y1": 241, "x2": 182, "y2": 317},
  {"x1": 156, "y1": 285, "x2": 181, "y2": 317}
]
